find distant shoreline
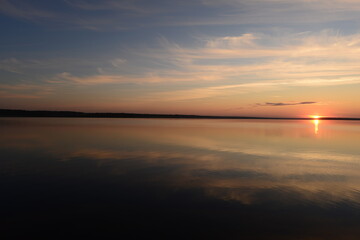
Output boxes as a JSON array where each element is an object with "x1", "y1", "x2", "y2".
[{"x1": 0, "y1": 109, "x2": 359, "y2": 121}]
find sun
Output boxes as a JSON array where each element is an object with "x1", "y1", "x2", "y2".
[{"x1": 310, "y1": 115, "x2": 321, "y2": 119}]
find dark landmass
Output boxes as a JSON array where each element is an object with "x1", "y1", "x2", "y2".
[{"x1": 0, "y1": 109, "x2": 359, "y2": 120}]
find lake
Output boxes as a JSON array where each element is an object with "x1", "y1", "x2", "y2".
[{"x1": 1, "y1": 118, "x2": 360, "y2": 239}]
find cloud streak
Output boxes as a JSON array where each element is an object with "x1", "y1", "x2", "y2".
[
  {"x1": 0, "y1": 83, "x2": 53, "y2": 99},
  {"x1": 2, "y1": 0, "x2": 360, "y2": 30},
  {"x1": 257, "y1": 101, "x2": 317, "y2": 107},
  {"x1": 6, "y1": 30, "x2": 360, "y2": 104},
  {"x1": 147, "y1": 76, "x2": 360, "y2": 102}
]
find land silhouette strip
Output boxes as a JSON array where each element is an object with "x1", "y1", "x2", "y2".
[{"x1": 0, "y1": 109, "x2": 359, "y2": 121}]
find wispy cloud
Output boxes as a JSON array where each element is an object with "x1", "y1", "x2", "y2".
[
  {"x1": 137, "y1": 30, "x2": 360, "y2": 78},
  {"x1": 64, "y1": 0, "x2": 155, "y2": 13},
  {"x1": 19, "y1": 29, "x2": 358, "y2": 104},
  {"x1": 0, "y1": 91, "x2": 44, "y2": 99},
  {"x1": 0, "y1": 83, "x2": 53, "y2": 99},
  {"x1": 0, "y1": 0, "x2": 54, "y2": 20},
  {"x1": 148, "y1": 76, "x2": 360, "y2": 102},
  {"x1": 3, "y1": 0, "x2": 360, "y2": 30},
  {"x1": 110, "y1": 58, "x2": 127, "y2": 68},
  {"x1": 52, "y1": 72, "x2": 129, "y2": 85},
  {"x1": 0, "y1": 57, "x2": 100, "y2": 75},
  {"x1": 0, "y1": 0, "x2": 204, "y2": 30},
  {"x1": 32, "y1": 29, "x2": 360, "y2": 102},
  {"x1": 109, "y1": 30, "x2": 360, "y2": 101},
  {"x1": 0, "y1": 58, "x2": 22, "y2": 73},
  {"x1": 257, "y1": 101, "x2": 317, "y2": 107},
  {"x1": 49, "y1": 71, "x2": 197, "y2": 85},
  {"x1": 0, "y1": 0, "x2": 127, "y2": 30}
]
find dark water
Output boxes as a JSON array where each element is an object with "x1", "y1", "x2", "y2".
[{"x1": 1, "y1": 118, "x2": 360, "y2": 239}]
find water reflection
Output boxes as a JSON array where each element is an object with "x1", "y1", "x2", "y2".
[
  {"x1": 1, "y1": 118, "x2": 360, "y2": 239},
  {"x1": 313, "y1": 119, "x2": 320, "y2": 134}
]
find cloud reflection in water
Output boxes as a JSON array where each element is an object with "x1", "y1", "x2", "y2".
[{"x1": 1, "y1": 118, "x2": 360, "y2": 239}]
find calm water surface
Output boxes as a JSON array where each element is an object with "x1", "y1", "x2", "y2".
[{"x1": 1, "y1": 118, "x2": 360, "y2": 239}]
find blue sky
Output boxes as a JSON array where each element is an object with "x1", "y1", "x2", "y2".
[{"x1": 1, "y1": 0, "x2": 360, "y2": 117}]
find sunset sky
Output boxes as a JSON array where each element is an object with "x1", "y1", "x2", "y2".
[{"x1": 1, "y1": 0, "x2": 360, "y2": 117}]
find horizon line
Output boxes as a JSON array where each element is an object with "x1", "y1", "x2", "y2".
[{"x1": 1, "y1": 108, "x2": 360, "y2": 121}]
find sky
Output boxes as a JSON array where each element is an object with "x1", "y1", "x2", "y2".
[{"x1": 1, "y1": 0, "x2": 360, "y2": 117}]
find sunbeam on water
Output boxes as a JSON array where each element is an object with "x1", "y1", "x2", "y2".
[{"x1": 313, "y1": 119, "x2": 320, "y2": 135}]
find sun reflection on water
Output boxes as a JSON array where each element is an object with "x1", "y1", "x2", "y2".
[{"x1": 313, "y1": 119, "x2": 319, "y2": 135}]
